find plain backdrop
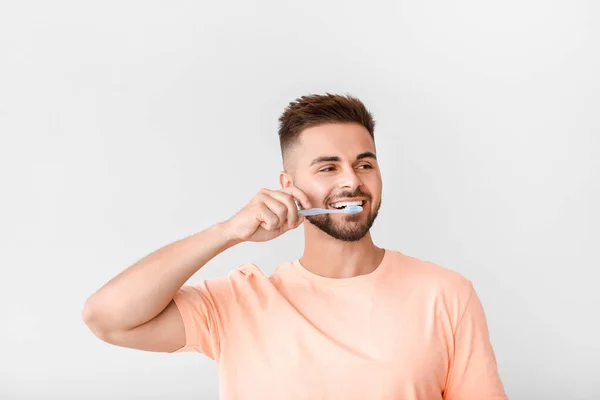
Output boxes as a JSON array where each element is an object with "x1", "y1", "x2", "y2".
[{"x1": 1, "y1": 1, "x2": 599, "y2": 399}]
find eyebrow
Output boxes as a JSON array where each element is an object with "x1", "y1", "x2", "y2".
[{"x1": 309, "y1": 152, "x2": 377, "y2": 166}]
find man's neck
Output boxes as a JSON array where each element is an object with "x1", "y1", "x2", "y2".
[{"x1": 299, "y1": 224, "x2": 385, "y2": 279}]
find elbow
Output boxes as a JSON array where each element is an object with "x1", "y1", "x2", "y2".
[
  {"x1": 82, "y1": 299, "x2": 111, "y2": 340},
  {"x1": 82, "y1": 295, "x2": 100, "y2": 326},
  {"x1": 81, "y1": 301, "x2": 96, "y2": 327}
]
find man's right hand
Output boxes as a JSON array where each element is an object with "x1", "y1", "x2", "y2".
[{"x1": 223, "y1": 186, "x2": 312, "y2": 243}]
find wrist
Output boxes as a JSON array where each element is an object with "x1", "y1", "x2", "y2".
[{"x1": 215, "y1": 220, "x2": 244, "y2": 247}]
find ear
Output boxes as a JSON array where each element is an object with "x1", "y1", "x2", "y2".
[{"x1": 279, "y1": 170, "x2": 293, "y2": 189}]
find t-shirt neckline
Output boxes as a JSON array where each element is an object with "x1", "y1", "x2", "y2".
[{"x1": 291, "y1": 249, "x2": 390, "y2": 286}]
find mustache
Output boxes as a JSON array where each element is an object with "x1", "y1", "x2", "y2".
[{"x1": 328, "y1": 190, "x2": 371, "y2": 202}]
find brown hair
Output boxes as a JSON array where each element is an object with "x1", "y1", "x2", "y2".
[{"x1": 278, "y1": 93, "x2": 375, "y2": 160}]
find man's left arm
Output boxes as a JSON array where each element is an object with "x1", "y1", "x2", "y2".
[{"x1": 443, "y1": 283, "x2": 508, "y2": 399}]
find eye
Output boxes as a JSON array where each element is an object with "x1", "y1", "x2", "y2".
[
  {"x1": 358, "y1": 164, "x2": 373, "y2": 170},
  {"x1": 318, "y1": 166, "x2": 335, "y2": 173}
]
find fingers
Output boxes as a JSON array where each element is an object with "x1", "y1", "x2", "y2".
[
  {"x1": 280, "y1": 185, "x2": 312, "y2": 210},
  {"x1": 255, "y1": 204, "x2": 279, "y2": 231},
  {"x1": 266, "y1": 190, "x2": 301, "y2": 228},
  {"x1": 257, "y1": 187, "x2": 309, "y2": 230},
  {"x1": 256, "y1": 193, "x2": 287, "y2": 231}
]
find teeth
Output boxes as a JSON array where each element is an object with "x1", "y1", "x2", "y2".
[{"x1": 330, "y1": 200, "x2": 363, "y2": 209}]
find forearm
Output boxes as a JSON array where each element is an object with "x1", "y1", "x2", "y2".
[{"x1": 83, "y1": 222, "x2": 240, "y2": 332}]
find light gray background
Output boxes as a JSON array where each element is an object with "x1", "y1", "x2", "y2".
[{"x1": 1, "y1": 1, "x2": 598, "y2": 399}]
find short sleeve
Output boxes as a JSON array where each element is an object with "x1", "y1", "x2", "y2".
[
  {"x1": 171, "y1": 281, "x2": 220, "y2": 359},
  {"x1": 443, "y1": 283, "x2": 508, "y2": 400}
]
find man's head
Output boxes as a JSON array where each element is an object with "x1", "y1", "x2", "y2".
[{"x1": 278, "y1": 93, "x2": 382, "y2": 242}]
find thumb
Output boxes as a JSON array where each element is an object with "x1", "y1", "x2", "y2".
[
  {"x1": 294, "y1": 216, "x2": 305, "y2": 228},
  {"x1": 280, "y1": 216, "x2": 304, "y2": 234}
]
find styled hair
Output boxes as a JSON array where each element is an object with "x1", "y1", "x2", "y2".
[{"x1": 278, "y1": 93, "x2": 375, "y2": 161}]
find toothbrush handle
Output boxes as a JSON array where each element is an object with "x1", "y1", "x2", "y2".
[{"x1": 298, "y1": 208, "x2": 333, "y2": 217}]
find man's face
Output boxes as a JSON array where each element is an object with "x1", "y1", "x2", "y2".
[{"x1": 283, "y1": 123, "x2": 382, "y2": 242}]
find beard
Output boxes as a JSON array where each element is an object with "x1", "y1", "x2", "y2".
[{"x1": 306, "y1": 199, "x2": 381, "y2": 242}]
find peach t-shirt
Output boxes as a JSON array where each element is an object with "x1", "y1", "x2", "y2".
[{"x1": 172, "y1": 249, "x2": 507, "y2": 399}]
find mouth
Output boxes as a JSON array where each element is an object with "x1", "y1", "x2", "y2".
[{"x1": 328, "y1": 199, "x2": 365, "y2": 210}]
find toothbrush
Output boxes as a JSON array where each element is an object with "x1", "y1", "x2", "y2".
[{"x1": 298, "y1": 204, "x2": 363, "y2": 217}]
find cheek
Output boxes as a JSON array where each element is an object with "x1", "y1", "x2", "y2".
[
  {"x1": 311, "y1": 185, "x2": 331, "y2": 205},
  {"x1": 294, "y1": 178, "x2": 331, "y2": 206},
  {"x1": 365, "y1": 176, "x2": 382, "y2": 199}
]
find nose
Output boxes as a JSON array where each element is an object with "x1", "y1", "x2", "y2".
[{"x1": 337, "y1": 166, "x2": 363, "y2": 191}]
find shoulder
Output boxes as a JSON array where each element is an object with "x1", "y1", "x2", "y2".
[
  {"x1": 183, "y1": 263, "x2": 278, "y2": 306},
  {"x1": 385, "y1": 250, "x2": 477, "y2": 329},
  {"x1": 384, "y1": 249, "x2": 473, "y2": 300}
]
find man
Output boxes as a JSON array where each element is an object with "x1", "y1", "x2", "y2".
[{"x1": 83, "y1": 93, "x2": 507, "y2": 399}]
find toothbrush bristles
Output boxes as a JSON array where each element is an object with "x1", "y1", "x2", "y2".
[{"x1": 344, "y1": 205, "x2": 363, "y2": 214}]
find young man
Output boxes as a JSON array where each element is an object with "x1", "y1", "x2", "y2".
[{"x1": 83, "y1": 94, "x2": 507, "y2": 399}]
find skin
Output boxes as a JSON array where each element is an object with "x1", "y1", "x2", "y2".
[{"x1": 280, "y1": 122, "x2": 385, "y2": 279}]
